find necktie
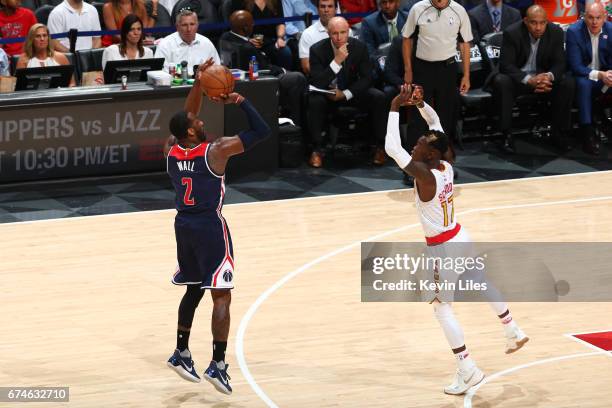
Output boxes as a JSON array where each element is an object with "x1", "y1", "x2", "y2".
[
  {"x1": 337, "y1": 68, "x2": 347, "y2": 90},
  {"x1": 389, "y1": 21, "x2": 399, "y2": 40},
  {"x1": 492, "y1": 9, "x2": 501, "y2": 32}
]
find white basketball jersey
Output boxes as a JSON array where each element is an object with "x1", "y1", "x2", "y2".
[{"x1": 414, "y1": 160, "x2": 456, "y2": 237}]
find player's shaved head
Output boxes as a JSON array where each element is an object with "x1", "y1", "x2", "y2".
[
  {"x1": 525, "y1": 5, "x2": 546, "y2": 19},
  {"x1": 328, "y1": 16, "x2": 349, "y2": 31},
  {"x1": 229, "y1": 10, "x2": 254, "y2": 37},
  {"x1": 327, "y1": 17, "x2": 349, "y2": 48},
  {"x1": 524, "y1": 5, "x2": 548, "y2": 39}
]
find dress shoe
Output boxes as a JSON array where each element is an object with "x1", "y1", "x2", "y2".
[
  {"x1": 554, "y1": 131, "x2": 572, "y2": 152},
  {"x1": 502, "y1": 133, "x2": 515, "y2": 153},
  {"x1": 581, "y1": 125, "x2": 600, "y2": 155},
  {"x1": 373, "y1": 147, "x2": 386, "y2": 165},
  {"x1": 308, "y1": 151, "x2": 323, "y2": 168},
  {"x1": 583, "y1": 136, "x2": 601, "y2": 155}
]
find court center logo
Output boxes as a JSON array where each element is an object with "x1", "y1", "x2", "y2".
[{"x1": 223, "y1": 269, "x2": 233, "y2": 282}]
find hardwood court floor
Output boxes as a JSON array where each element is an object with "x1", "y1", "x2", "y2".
[{"x1": 1, "y1": 171, "x2": 612, "y2": 408}]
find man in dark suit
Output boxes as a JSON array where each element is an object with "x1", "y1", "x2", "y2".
[
  {"x1": 361, "y1": 0, "x2": 408, "y2": 58},
  {"x1": 566, "y1": 2, "x2": 612, "y2": 155},
  {"x1": 491, "y1": 5, "x2": 575, "y2": 151},
  {"x1": 469, "y1": 0, "x2": 521, "y2": 43},
  {"x1": 307, "y1": 16, "x2": 388, "y2": 167},
  {"x1": 219, "y1": 10, "x2": 307, "y2": 126}
]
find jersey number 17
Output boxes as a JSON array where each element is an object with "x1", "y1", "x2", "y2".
[{"x1": 441, "y1": 195, "x2": 454, "y2": 227}]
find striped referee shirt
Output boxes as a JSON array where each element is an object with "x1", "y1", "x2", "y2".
[{"x1": 402, "y1": 0, "x2": 473, "y2": 62}]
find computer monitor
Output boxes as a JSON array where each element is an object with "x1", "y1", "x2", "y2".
[
  {"x1": 103, "y1": 58, "x2": 165, "y2": 84},
  {"x1": 14, "y1": 65, "x2": 74, "y2": 91}
]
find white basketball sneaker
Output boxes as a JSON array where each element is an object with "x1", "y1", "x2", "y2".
[
  {"x1": 444, "y1": 366, "x2": 485, "y2": 395},
  {"x1": 505, "y1": 326, "x2": 529, "y2": 354}
]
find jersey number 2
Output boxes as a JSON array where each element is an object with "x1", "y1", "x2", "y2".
[
  {"x1": 441, "y1": 195, "x2": 454, "y2": 227},
  {"x1": 181, "y1": 177, "x2": 195, "y2": 205}
]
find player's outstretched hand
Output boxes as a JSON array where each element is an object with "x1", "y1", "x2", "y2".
[
  {"x1": 391, "y1": 84, "x2": 416, "y2": 110},
  {"x1": 210, "y1": 93, "x2": 245, "y2": 105},
  {"x1": 195, "y1": 58, "x2": 215, "y2": 81}
]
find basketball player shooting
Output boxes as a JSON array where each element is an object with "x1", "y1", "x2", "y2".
[
  {"x1": 163, "y1": 58, "x2": 271, "y2": 395},
  {"x1": 384, "y1": 84, "x2": 529, "y2": 395}
]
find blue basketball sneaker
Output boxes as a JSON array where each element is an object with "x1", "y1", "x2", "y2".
[
  {"x1": 167, "y1": 349, "x2": 201, "y2": 383},
  {"x1": 203, "y1": 360, "x2": 232, "y2": 395}
]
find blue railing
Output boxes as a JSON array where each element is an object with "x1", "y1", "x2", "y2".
[{"x1": 0, "y1": 12, "x2": 371, "y2": 46}]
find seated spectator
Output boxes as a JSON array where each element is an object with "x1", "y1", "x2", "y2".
[
  {"x1": 154, "y1": 9, "x2": 219, "y2": 76},
  {"x1": 102, "y1": 0, "x2": 156, "y2": 47},
  {"x1": 220, "y1": 10, "x2": 307, "y2": 126},
  {"x1": 492, "y1": 5, "x2": 575, "y2": 152},
  {"x1": 361, "y1": 0, "x2": 406, "y2": 59},
  {"x1": 47, "y1": 0, "x2": 102, "y2": 52},
  {"x1": 298, "y1": 0, "x2": 341, "y2": 74},
  {"x1": 566, "y1": 1, "x2": 612, "y2": 155},
  {"x1": 307, "y1": 16, "x2": 387, "y2": 167},
  {"x1": 231, "y1": 0, "x2": 293, "y2": 70},
  {"x1": 102, "y1": 14, "x2": 154, "y2": 70},
  {"x1": 282, "y1": 0, "x2": 317, "y2": 39},
  {"x1": 339, "y1": 0, "x2": 376, "y2": 25},
  {"x1": 16, "y1": 23, "x2": 75, "y2": 86},
  {"x1": 382, "y1": 35, "x2": 403, "y2": 101},
  {"x1": 399, "y1": 0, "x2": 419, "y2": 14},
  {"x1": 0, "y1": 48, "x2": 9, "y2": 75},
  {"x1": 0, "y1": 0, "x2": 37, "y2": 57},
  {"x1": 468, "y1": 0, "x2": 521, "y2": 43}
]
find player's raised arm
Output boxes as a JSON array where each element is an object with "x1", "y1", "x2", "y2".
[
  {"x1": 410, "y1": 86, "x2": 443, "y2": 132},
  {"x1": 207, "y1": 93, "x2": 271, "y2": 175},
  {"x1": 385, "y1": 85, "x2": 436, "y2": 190},
  {"x1": 184, "y1": 58, "x2": 215, "y2": 117}
]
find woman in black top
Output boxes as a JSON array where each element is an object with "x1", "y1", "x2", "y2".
[{"x1": 230, "y1": 0, "x2": 293, "y2": 70}]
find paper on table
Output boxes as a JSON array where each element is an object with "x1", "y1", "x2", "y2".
[{"x1": 309, "y1": 85, "x2": 336, "y2": 95}]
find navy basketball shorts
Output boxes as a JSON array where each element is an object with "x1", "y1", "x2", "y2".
[{"x1": 172, "y1": 213, "x2": 235, "y2": 289}]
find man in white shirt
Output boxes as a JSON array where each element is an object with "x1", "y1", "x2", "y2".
[
  {"x1": 47, "y1": 0, "x2": 101, "y2": 52},
  {"x1": 298, "y1": 0, "x2": 338, "y2": 74},
  {"x1": 566, "y1": 2, "x2": 612, "y2": 155},
  {"x1": 155, "y1": 9, "x2": 220, "y2": 76}
]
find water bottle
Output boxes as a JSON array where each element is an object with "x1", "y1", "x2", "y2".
[
  {"x1": 248, "y1": 56, "x2": 259, "y2": 81},
  {"x1": 181, "y1": 61, "x2": 188, "y2": 82}
]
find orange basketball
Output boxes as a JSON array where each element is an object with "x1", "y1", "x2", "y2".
[{"x1": 200, "y1": 65, "x2": 235, "y2": 98}]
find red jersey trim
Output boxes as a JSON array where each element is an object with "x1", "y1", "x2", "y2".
[
  {"x1": 168, "y1": 143, "x2": 208, "y2": 160},
  {"x1": 426, "y1": 223, "x2": 461, "y2": 246}
]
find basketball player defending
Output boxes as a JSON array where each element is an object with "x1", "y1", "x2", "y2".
[
  {"x1": 385, "y1": 85, "x2": 529, "y2": 395},
  {"x1": 164, "y1": 58, "x2": 271, "y2": 395}
]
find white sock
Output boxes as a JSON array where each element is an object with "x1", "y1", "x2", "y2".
[
  {"x1": 179, "y1": 349, "x2": 191, "y2": 358},
  {"x1": 501, "y1": 312, "x2": 518, "y2": 336},
  {"x1": 455, "y1": 348, "x2": 476, "y2": 372}
]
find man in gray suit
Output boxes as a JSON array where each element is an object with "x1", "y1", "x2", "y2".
[{"x1": 469, "y1": 0, "x2": 521, "y2": 43}]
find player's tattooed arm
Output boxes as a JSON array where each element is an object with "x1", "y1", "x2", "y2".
[{"x1": 184, "y1": 58, "x2": 215, "y2": 117}]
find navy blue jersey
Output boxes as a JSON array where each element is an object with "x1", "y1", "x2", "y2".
[{"x1": 167, "y1": 143, "x2": 225, "y2": 215}]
